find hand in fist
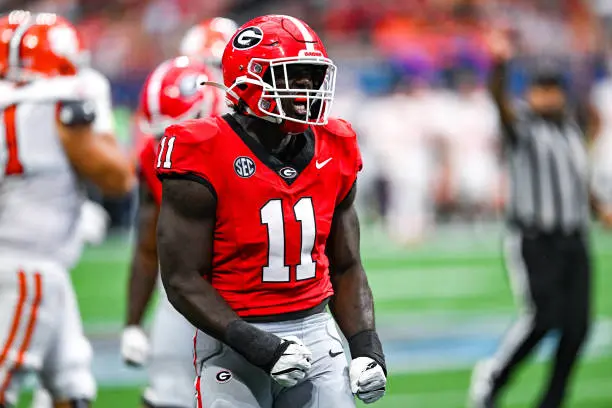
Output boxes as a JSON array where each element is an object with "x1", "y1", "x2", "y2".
[
  {"x1": 121, "y1": 325, "x2": 149, "y2": 367},
  {"x1": 269, "y1": 335, "x2": 312, "y2": 388},
  {"x1": 349, "y1": 357, "x2": 387, "y2": 404},
  {"x1": 487, "y1": 30, "x2": 514, "y2": 62}
]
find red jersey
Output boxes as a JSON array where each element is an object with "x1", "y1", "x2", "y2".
[
  {"x1": 139, "y1": 136, "x2": 163, "y2": 206},
  {"x1": 156, "y1": 114, "x2": 362, "y2": 317}
]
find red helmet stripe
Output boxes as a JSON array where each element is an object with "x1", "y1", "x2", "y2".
[
  {"x1": 146, "y1": 60, "x2": 173, "y2": 120},
  {"x1": 283, "y1": 15, "x2": 315, "y2": 51}
]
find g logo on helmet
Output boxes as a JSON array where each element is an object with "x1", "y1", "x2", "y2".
[
  {"x1": 233, "y1": 26, "x2": 263, "y2": 50},
  {"x1": 178, "y1": 74, "x2": 199, "y2": 97}
]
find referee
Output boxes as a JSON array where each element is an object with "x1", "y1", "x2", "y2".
[{"x1": 469, "y1": 34, "x2": 606, "y2": 408}]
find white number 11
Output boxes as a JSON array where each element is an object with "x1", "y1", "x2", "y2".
[
  {"x1": 156, "y1": 136, "x2": 176, "y2": 169},
  {"x1": 260, "y1": 198, "x2": 316, "y2": 282}
]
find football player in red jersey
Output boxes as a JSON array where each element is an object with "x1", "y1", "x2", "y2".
[
  {"x1": 156, "y1": 15, "x2": 387, "y2": 407},
  {"x1": 121, "y1": 56, "x2": 220, "y2": 408}
]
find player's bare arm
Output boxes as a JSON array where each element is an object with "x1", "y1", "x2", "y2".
[
  {"x1": 157, "y1": 177, "x2": 310, "y2": 380},
  {"x1": 327, "y1": 183, "x2": 387, "y2": 403},
  {"x1": 57, "y1": 101, "x2": 135, "y2": 196},
  {"x1": 327, "y1": 184, "x2": 382, "y2": 362},
  {"x1": 488, "y1": 32, "x2": 517, "y2": 141},
  {"x1": 119, "y1": 180, "x2": 160, "y2": 367},
  {"x1": 327, "y1": 185, "x2": 375, "y2": 339},
  {"x1": 126, "y1": 182, "x2": 159, "y2": 328}
]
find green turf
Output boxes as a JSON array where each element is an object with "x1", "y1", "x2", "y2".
[{"x1": 17, "y1": 227, "x2": 612, "y2": 407}]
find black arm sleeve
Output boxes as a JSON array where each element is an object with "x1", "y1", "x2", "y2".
[{"x1": 57, "y1": 100, "x2": 96, "y2": 126}]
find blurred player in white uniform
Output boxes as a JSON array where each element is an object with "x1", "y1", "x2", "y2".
[
  {"x1": 437, "y1": 66, "x2": 502, "y2": 217},
  {"x1": 358, "y1": 71, "x2": 438, "y2": 244},
  {"x1": 120, "y1": 20, "x2": 231, "y2": 408},
  {"x1": 29, "y1": 21, "x2": 121, "y2": 408},
  {"x1": 0, "y1": 10, "x2": 135, "y2": 408}
]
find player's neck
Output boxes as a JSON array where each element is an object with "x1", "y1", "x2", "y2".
[{"x1": 233, "y1": 113, "x2": 293, "y2": 154}]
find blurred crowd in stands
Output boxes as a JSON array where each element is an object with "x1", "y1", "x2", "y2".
[{"x1": 4, "y1": 0, "x2": 612, "y2": 244}]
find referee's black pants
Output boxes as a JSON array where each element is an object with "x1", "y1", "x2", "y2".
[{"x1": 490, "y1": 228, "x2": 591, "y2": 408}]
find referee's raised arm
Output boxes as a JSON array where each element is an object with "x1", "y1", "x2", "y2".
[{"x1": 487, "y1": 31, "x2": 518, "y2": 143}]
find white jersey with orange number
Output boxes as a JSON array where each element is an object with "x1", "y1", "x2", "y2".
[{"x1": 0, "y1": 72, "x2": 111, "y2": 270}]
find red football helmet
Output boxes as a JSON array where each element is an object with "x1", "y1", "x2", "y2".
[
  {"x1": 0, "y1": 10, "x2": 87, "y2": 81},
  {"x1": 137, "y1": 56, "x2": 220, "y2": 136},
  {"x1": 180, "y1": 17, "x2": 238, "y2": 66},
  {"x1": 219, "y1": 15, "x2": 336, "y2": 131}
]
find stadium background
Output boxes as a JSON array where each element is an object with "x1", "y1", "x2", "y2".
[{"x1": 5, "y1": 0, "x2": 612, "y2": 407}]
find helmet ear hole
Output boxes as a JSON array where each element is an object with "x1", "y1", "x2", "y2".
[{"x1": 236, "y1": 83, "x2": 248, "y2": 90}]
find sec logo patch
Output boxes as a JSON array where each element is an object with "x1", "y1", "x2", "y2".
[
  {"x1": 216, "y1": 370, "x2": 232, "y2": 383},
  {"x1": 234, "y1": 156, "x2": 256, "y2": 178}
]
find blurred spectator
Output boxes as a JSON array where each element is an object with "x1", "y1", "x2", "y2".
[
  {"x1": 358, "y1": 58, "x2": 438, "y2": 244},
  {"x1": 436, "y1": 63, "x2": 503, "y2": 219},
  {"x1": 3, "y1": 0, "x2": 610, "y2": 235}
]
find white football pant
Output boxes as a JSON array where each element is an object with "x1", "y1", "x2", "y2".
[
  {"x1": 0, "y1": 258, "x2": 95, "y2": 406},
  {"x1": 195, "y1": 312, "x2": 355, "y2": 408}
]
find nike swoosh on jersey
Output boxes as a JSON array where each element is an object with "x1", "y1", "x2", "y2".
[
  {"x1": 316, "y1": 158, "x2": 332, "y2": 169},
  {"x1": 328, "y1": 350, "x2": 343, "y2": 358}
]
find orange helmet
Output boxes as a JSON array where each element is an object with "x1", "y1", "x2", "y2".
[
  {"x1": 180, "y1": 17, "x2": 238, "y2": 65},
  {"x1": 0, "y1": 10, "x2": 87, "y2": 82}
]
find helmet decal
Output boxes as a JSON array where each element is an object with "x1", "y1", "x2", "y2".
[
  {"x1": 232, "y1": 27, "x2": 263, "y2": 50},
  {"x1": 178, "y1": 74, "x2": 200, "y2": 97}
]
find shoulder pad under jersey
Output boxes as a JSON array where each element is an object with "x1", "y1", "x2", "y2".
[
  {"x1": 321, "y1": 117, "x2": 357, "y2": 139},
  {"x1": 156, "y1": 117, "x2": 223, "y2": 183},
  {"x1": 165, "y1": 117, "x2": 222, "y2": 144}
]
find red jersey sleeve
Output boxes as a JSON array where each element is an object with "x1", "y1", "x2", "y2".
[
  {"x1": 323, "y1": 118, "x2": 363, "y2": 204},
  {"x1": 139, "y1": 136, "x2": 162, "y2": 206},
  {"x1": 155, "y1": 118, "x2": 221, "y2": 192}
]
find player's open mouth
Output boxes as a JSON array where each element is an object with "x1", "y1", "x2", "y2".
[{"x1": 291, "y1": 100, "x2": 308, "y2": 116}]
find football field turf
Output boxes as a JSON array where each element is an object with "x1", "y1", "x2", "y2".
[{"x1": 17, "y1": 224, "x2": 612, "y2": 407}]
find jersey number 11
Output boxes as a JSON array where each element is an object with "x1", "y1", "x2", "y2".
[{"x1": 261, "y1": 198, "x2": 316, "y2": 282}]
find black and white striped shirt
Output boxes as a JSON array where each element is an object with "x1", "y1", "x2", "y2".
[{"x1": 505, "y1": 109, "x2": 590, "y2": 233}]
